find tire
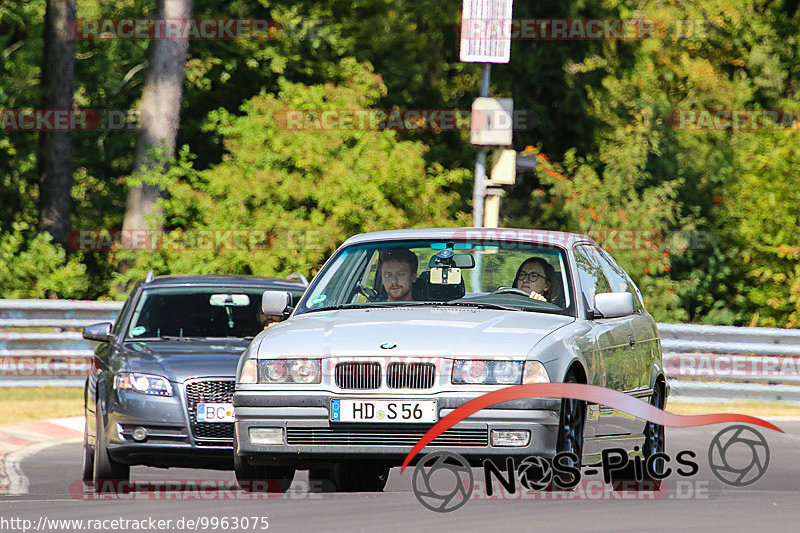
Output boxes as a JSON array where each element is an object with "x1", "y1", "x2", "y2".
[
  {"x1": 81, "y1": 413, "x2": 94, "y2": 485},
  {"x1": 641, "y1": 383, "x2": 667, "y2": 489},
  {"x1": 310, "y1": 463, "x2": 390, "y2": 492},
  {"x1": 233, "y1": 452, "x2": 295, "y2": 493},
  {"x1": 552, "y1": 370, "x2": 586, "y2": 490},
  {"x1": 92, "y1": 400, "x2": 130, "y2": 492}
]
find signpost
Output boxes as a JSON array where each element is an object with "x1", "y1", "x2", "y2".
[
  {"x1": 460, "y1": 0, "x2": 514, "y2": 228},
  {"x1": 459, "y1": 0, "x2": 513, "y2": 64}
]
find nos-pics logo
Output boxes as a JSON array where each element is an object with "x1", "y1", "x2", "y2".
[{"x1": 412, "y1": 424, "x2": 770, "y2": 513}]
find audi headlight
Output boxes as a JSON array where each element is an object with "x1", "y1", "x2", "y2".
[
  {"x1": 452, "y1": 360, "x2": 524, "y2": 385},
  {"x1": 115, "y1": 372, "x2": 172, "y2": 396},
  {"x1": 258, "y1": 359, "x2": 321, "y2": 384}
]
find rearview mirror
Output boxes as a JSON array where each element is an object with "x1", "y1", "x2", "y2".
[
  {"x1": 593, "y1": 292, "x2": 634, "y2": 319},
  {"x1": 262, "y1": 291, "x2": 293, "y2": 317},
  {"x1": 209, "y1": 294, "x2": 250, "y2": 306},
  {"x1": 83, "y1": 322, "x2": 114, "y2": 342},
  {"x1": 428, "y1": 252, "x2": 475, "y2": 269}
]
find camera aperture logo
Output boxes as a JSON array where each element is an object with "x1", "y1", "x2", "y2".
[
  {"x1": 412, "y1": 452, "x2": 474, "y2": 512},
  {"x1": 708, "y1": 425, "x2": 770, "y2": 487}
]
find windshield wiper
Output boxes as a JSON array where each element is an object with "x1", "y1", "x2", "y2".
[
  {"x1": 420, "y1": 301, "x2": 526, "y2": 312},
  {"x1": 304, "y1": 303, "x2": 399, "y2": 313}
]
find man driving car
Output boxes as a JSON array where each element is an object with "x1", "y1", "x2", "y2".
[{"x1": 377, "y1": 248, "x2": 418, "y2": 302}]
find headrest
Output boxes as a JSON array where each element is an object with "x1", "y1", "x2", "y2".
[
  {"x1": 371, "y1": 270, "x2": 464, "y2": 302},
  {"x1": 416, "y1": 270, "x2": 465, "y2": 301}
]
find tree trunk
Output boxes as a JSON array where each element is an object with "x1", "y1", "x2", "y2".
[
  {"x1": 121, "y1": 0, "x2": 192, "y2": 244},
  {"x1": 37, "y1": 0, "x2": 76, "y2": 245}
]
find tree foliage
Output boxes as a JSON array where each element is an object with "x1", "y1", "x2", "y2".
[{"x1": 1, "y1": 0, "x2": 799, "y2": 328}]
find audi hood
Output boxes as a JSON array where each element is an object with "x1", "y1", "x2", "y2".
[{"x1": 120, "y1": 340, "x2": 250, "y2": 382}]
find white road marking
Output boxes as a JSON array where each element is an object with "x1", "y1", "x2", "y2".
[{"x1": 2, "y1": 440, "x2": 78, "y2": 495}]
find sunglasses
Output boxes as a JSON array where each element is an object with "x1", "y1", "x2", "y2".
[{"x1": 517, "y1": 271, "x2": 546, "y2": 283}]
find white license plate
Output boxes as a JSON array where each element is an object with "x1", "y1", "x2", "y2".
[
  {"x1": 330, "y1": 399, "x2": 438, "y2": 423},
  {"x1": 196, "y1": 402, "x2": 234, "y2": 423}
]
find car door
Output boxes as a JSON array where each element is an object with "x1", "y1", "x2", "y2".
[
  {"x1": 573, "y1": 244, "x2": 639, "y2": 439},
  {"x1": 595, "y1": 247, "x2": 656, "y2": 393}
]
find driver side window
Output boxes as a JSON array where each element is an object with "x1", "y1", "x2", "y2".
[
  {"x1": 573, "y1": 245, "x2": 612, "y2": 313},
  {"x1": 353, "y1": 251, "x2": 381, "y2": 303}
]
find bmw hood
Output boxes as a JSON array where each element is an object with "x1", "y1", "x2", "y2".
[
  {"x1": 121, "y1": 340, "x2": 249, "y2": 382},
  {"x1": 254, "y1": 308, "x2": 574, "y2": 359}
]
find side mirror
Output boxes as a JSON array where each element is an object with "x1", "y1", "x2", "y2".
[
  {"x1": 262, "y1": 291, "x2": 293, "y2": 317},
  {"x1": 83, "y1": 322, "x2": 114, "y2": 342},
  {"x1": 593, "y1": 292, "x2": 634, "y2": 319}
]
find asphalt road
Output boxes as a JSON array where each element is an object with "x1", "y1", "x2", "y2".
[{"x1": 2, "y1": 421, "x2": 799, "y2": 532}]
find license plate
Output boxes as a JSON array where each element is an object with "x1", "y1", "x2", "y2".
[
  {"x1": 196, "y1": 402, "x2": 234, "y2": 423},
  {"x1": 330, "y1": 399, "x2": 438, "y2": 423}
]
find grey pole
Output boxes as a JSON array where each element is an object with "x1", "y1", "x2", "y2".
[{"x1": 471, "y1": 63, "x2": 492, "y2": 227}]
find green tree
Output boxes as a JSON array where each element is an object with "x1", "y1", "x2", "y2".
[{"x1": 109, "y1": 67, "x2": 469, "y2": 292}]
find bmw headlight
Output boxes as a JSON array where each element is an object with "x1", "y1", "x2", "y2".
[
  {"x1": 522, "y1": 361, "x2": 550, "y2": 384},
  {"x1": 115, "y1": 372, "x2": 173, "y2": 396},
  {"x1": 240, "y1": 359, "x2": 257, "y2": 384},
  {"x1": 452, "y1": 360, "x2": 525, "y2": 385},
  {"x1": 258, "y1": 359, "x2": 321, "y2": 384}
]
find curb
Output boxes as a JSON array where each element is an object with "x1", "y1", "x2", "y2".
[{"x1": 0, "y1": 416, "x2": 83, "y2": 496}]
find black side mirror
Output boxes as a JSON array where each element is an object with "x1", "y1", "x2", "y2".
[{"x1": 83, "y1": 322, "x2": 114, "y2": 342}]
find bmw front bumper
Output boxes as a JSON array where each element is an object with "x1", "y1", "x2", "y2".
[{"x1": 233, "y1": 392, "x2": 561, "y2": 467}]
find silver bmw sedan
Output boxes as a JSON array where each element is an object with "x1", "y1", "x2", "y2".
[{"x1": 233, "y1": 228, "x2": 668, "y2": 492}]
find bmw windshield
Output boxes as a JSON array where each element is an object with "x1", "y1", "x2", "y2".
[{"x1": 295, "y1": 240, "x2": 575, "y2": 316}]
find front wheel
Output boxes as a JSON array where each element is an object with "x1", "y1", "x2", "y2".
[
  {"x1": 92, "y1": 400, "x2": 130, "y2": 492},
  {"x1": 81, "y1": 413, "x2": 94, "y2": 485},
  {"x1": 554, "y1": 370, "x2": 586, "y2": 489}
]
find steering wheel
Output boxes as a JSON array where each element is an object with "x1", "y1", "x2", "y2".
[
  {"x1": 357, "y1": 283, "x2": 379, "y2": 301},
  {"x1": 491, "y1": 287, "x2": 548, "y2": 301},
  {"x1": 491, "y1": 287, "x2": 531, "y2": 297}
]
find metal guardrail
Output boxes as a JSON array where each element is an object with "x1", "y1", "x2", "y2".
[
  {"x1": 658, "y1": 323, "x2": 800, "y2": 401},
  {"x1": 2, "y1": 300, "x2": 800, "y2": 401},
  {"x1": 0, "y1": 299, "x2": 122, "y2": 386}
]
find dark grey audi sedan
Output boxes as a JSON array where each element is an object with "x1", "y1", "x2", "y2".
[{"x1": 81, "y1": 274, "x2": 307, "y2": 489}]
